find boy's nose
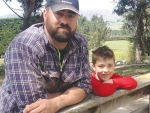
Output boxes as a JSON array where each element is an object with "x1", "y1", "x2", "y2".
[{"x1": 103, "y1": 67, "x2": 108, "y2": 73}]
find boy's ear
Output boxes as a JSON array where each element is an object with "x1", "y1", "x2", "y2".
[{"x1": 92, "y1": 64, "x2": 95, "y2": 71}]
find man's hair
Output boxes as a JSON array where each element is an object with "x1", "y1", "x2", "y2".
[{"x1": 92, "y1": 46, "x2": 115, "y2": 65}]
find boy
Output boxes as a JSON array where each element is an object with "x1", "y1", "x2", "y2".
[{"x1": 90, "y1": 46, "x2": 137, "y2": 97}]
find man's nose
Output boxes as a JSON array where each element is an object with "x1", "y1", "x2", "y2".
[{"x1": 60, "y1": 15, "x2": 69, "y2": 25}]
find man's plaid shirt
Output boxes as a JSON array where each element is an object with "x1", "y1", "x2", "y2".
[{"x1": 0, "y1": 23, "x2": 91, "y2": 113}]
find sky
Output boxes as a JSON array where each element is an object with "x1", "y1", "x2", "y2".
[{"x1": 0, "y1": 0, "x2": 117, "y2": 16}]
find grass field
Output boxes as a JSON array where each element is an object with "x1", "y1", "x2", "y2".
[
  {"x1": 0, "y1": 59, "x2": 4, "y2": 80},
  {"x1": 0, "y1": 59, "x2": 4, "y2": 65},
  {"x1": 103, "y1": 40, "x2": 130, "y2": 61},
  {"x1": 89, "y1": 40, "x2": 130, "y2": 62}
]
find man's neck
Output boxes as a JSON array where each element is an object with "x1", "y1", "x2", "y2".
[{"x1": 49, "y1": 37, "x2": 68, "y2": 50}]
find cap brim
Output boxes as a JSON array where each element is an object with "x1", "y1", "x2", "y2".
[{"x1": 50, "y1": 4, "x2": 80, "y2": 15}]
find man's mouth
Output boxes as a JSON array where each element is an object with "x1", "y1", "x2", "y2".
[{"x1": 58, "y1": 27, "x2": 69, "y2": 31}]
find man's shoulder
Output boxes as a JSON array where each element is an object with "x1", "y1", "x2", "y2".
[
  {"x1": 14, "y1": 23, "x2": 45, "y2": 45},
  {"x1": 23, "y1": 23, "x2": 44, "y2": 36}
]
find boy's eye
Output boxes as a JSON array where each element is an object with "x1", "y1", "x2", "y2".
[
  {"x1": 108, "y1": 64, "x2": 113, "y2": 68},
  {"x1": 99, "y1": 65, "x2": 103, "y2": 68}
]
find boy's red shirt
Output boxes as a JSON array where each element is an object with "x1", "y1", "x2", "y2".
[{"x1": 90, "y1": 73, "x2": 138, "y2": 97}]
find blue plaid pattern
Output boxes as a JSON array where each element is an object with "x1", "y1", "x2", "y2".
[{"x1": 0, "y1": 23, "x2": 91, "y2": 113}]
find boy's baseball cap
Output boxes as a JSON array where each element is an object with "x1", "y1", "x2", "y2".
[{"x1": 45, "y1": 0, "x2": 79, "y2": 15}]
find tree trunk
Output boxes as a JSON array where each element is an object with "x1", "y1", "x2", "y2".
[
  {"x1": 23, "y1": 0, "x2": 35, "y2": 29},
  {"x1": 135, "y1": 11, "x2": 144, "y2": 63}
]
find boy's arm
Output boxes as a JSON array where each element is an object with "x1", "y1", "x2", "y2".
[
  {"x1": 112, "y1": 74, "x2": 138, "y2": 90},
  {"x1": 91, "y1": 76, "x2": 118, "y2": 97}
]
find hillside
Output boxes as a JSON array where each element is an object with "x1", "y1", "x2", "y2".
[
  {"x1": 80, "y1": 9, "x2": 123, "y2": 30},
  {"x1": 0, "y1": 14, "x2": 17, "y2": 19}
]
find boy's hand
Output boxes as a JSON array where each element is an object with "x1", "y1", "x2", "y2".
[{"x1": 103, "y1": 79, "x2": 113, "y2": 84}]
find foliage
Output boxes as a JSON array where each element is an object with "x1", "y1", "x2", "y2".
[
  {"x1": 77, "y1": 14, "x2": 111, "y2": 50},
  {"x1": 0, "y1": 18, "x2": 23, "y2": 57},
  {"x1": 125, "y1": 43, "x2": 136, "y2": 64},
  {"x1": 0, "y1": 65, "x2": 4, "y2": 79}
]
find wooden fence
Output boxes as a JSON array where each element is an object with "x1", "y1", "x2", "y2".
[{"x1": 58, "y1": 65, "x2": 150, "y2": 113}]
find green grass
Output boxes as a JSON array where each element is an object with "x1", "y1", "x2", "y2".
[
  {"x1": 0, "y1": 59, "x2": 4, "y2": 85},
  {"x1": 89, "y1": 40, "x2": 130, "y2": 62},
  {"x1": 103, "y1": 40, "x2": 130, "y2": 61},
  {"x1": 103, "y1": 40, "x2": 129, "y2": 51},
  {"x1": 0, "y1": 59, "x2": 4, "y2": 65}
]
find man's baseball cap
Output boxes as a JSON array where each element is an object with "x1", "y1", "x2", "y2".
[{"x1": 45, "y1": 0, "x2": 79, "y2": 15}]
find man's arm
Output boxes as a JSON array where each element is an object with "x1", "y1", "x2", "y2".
[
  {"x1": 23, "y1": 87, "x2": 86, "y2": 113},
  {"x1": 54, "y1": 87, "x2": 86, "y2": 111}
]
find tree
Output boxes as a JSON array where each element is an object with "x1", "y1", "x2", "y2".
[
  {"x1": 113, "y1": 0, "x2": 150, "y2": 63},
  {"x1": 0, "y1": 18, "x2": 23, "y2": 57},
  {"x1": 77, "y1": 14, "x2": 111, "y2": 50},
  {"x1": 4, "y1": 0, "x2": 44, "y2": 29},
  {"x1": 77, "y1": 15, "x2": 92, "y2": 41}
]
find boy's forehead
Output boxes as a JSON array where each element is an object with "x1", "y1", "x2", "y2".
[{"x1": 97, "y1": 56, "x2": 115, "y2": 62}]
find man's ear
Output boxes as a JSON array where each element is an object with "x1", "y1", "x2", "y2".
[{"x1": 43, "y1": 9, "x2": 47, "y2": 19}]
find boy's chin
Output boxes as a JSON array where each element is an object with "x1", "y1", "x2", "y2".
[{"x1": 101, "y1": 78, "x2": 111, "y2": 81}]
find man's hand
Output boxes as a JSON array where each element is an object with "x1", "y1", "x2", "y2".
[
  {"x1": 23, "y1": 87, "x2": 86, "y2": 113},
  {"x1": 23, "y1": 92, "x2": 63, "y2": 113},
  {"x1": 103, "y1": 79, "x2": 113, "y2": 84},
  {"x1": 23, "y1": 99, "x2": 58, "y2": 113}
]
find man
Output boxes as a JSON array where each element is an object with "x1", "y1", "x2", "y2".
[{"x1": 0, "y1": 0, "x2": 91, "y2": 112}]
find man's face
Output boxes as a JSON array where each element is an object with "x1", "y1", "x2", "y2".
[
  {"x1": 43, "y1": 8, "x2": 79, "y2": 42},
  {"x1": 92, "y1": 56, "x2": 115, "y2": 82}
]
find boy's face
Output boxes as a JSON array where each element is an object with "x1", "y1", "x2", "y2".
[{"x1": 92, "y1": 56, "x2": 115, "y2": 82}]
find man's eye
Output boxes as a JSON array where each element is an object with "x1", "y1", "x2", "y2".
[
  {"x1": 68, "y1": 14, "x2": 75, "y2": 18},
  {"x1": 55, "y1": 12, "x2": 63, "y2": 16}
]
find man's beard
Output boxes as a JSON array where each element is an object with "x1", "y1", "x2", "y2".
[{"x1": 49, "y1": 23, "x2": 75, "y2": 43}]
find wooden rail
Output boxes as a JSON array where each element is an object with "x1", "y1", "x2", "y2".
[{"x1": 58, "y1": 73, "x2": 150, "y2": 113}]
